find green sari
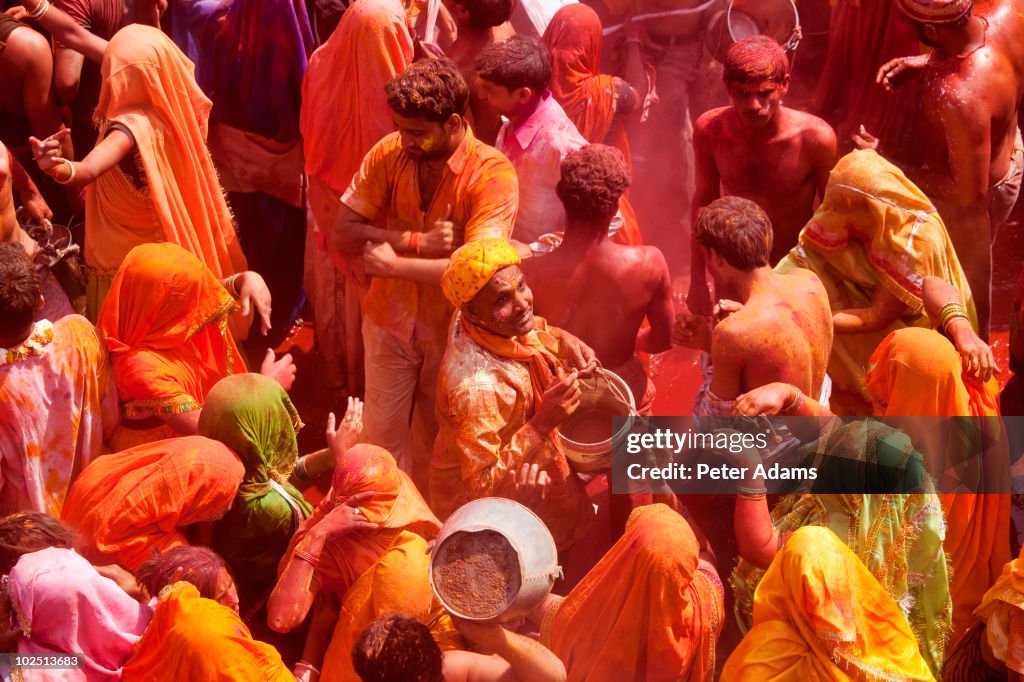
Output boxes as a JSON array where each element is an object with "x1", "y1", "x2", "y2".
[
  {"x1": 731, "y1": 417, "x2": 952, "y2": 677},
  {"x1": 198, "y1": 373, "x2": 313, "y2": 609}
]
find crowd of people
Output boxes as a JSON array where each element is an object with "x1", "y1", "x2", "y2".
[{"x1": 3, "y1": 0, "x2": 1024, "y2": 679}]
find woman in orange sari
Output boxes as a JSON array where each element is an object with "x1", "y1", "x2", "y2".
[
  {"x1": 99, "y1": 242, "x2": 288, "y2": 451},
  {"x1": 268, "y1": 427, "x2": 441, "y2": 679},
  {"x1": 865, "y1": 325, "x2": 1010, "y2": 647},
  {"x1": 59, "y1": 435, "x2": 244, "y2": 571},
  {"x1": 300, "y1": 0, "x2": 414, "y2": 399},
  {"x1": 543, "y1": 4, "x2": 636, "y2": 160},
  {"x1": 121, "y1": 581, "x2": 292, "y2": 682},
  {"x1": 721, "y1": 526, "x2": 934, "y2": 681},
  {"x1": 536, "y1": 504, "x2": 723, "y2": 682},
  {"x1": 541, "y1": 3, "x2": 643, "y2": 246},
  {"x1": 20, "y1": 3, "x2": 248, "y2": 318}
]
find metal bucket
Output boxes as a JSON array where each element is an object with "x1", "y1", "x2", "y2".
[
  {"x1": 559, "y1": 368, "x2": 636, "y2": 473},
  {"x1": 429, "y1": 498, "x2": 561, "y2": 623},
  {"x1": 705, "y1": 0, "x2": 801, "y2": 64}
]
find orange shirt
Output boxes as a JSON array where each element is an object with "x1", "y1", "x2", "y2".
[
  {"x1": 341, "y1": 128, "x2": 517, "y2": 342},
  {"x1": 431, "y1": 316, "x2": 594, "y2": 550}
]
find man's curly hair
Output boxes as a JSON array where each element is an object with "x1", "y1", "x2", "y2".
[
  {"x1": 385, "y1": 57, "x2": 469, "y2": 123},
  {"x1": 352, "y1": 613, "x2": 443, "y2": 682},
  {"x1": 556, "y1": 144, "x2": 630, "y2": 221},
  {"x1": 0, "y1": 242, "x2": 40, "y2": 333}
]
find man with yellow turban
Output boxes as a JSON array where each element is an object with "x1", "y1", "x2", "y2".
[{"x1": 431, "y1": 238, "x2": 597, "y2": 550}]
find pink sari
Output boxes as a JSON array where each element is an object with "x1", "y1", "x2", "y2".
[{"x1": 4, "y1": 547, "x2": 152, "y2": 681}]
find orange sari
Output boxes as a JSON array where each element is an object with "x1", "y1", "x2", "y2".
[
  {"x1": 281, "y1": 444, "x2": 440, "y2": 596},
  {"x1": 543, "y1": 4, "x2": 628, "y2": 165},
  {"x1": 121, "y1": 582, "x2": 292, "y2": 682},
  {"x1": 541, "y1": 4, "x2": 642, "y2": 246},
  {"x1": 60, "y1": 436, "x2": 244, "y2": 570},
  {"x1": 721, "y1": 526, "x2": 934, "y2": 681},
  {"x1": 866, "y1": 326, "x2": 1010, "y2": 646},
  {"x1": 300, "y1": 0, "x2": 414, "y2": 396},
  {"x1": 98, "y1": 242, "x2": 241, "y2": 450},
  {"x1": 320, "y1": 530, "x2": 461, "y2": 681},
  {"x1": 541, "y1": 504, "x2": 723, "y2": 682},
  {"x1": 86, "y1": 25, "x2": 246, "y2": 316}
]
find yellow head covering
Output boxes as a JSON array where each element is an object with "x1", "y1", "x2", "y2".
[{"x1": 441, "y1": 239, "x2": 521, "y2": 308}]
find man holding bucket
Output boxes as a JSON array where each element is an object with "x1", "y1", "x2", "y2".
[{"x1": 431, "y1": 237, "x2": 597, "y2": 551}]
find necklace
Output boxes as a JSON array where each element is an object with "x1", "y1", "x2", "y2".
[{"x1": 1, "y1": 320, "x2": 54, "y2": 365}]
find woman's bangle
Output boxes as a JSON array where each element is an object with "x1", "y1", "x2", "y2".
[
  {"x1": 294, "y1": 661, "x2": 321, "y2": 680},
  {"x1": 293, "y1": 455, "x2": 310, "y2": 482},
  {"x1": 409, "y1": 231, "x2": 421, "y2": 256},
  {"x1": 50, "y1": 158, "x2": 75, "y2": 185},
  {"x1": 294, "y1": 548, "x2": 320, "y2": 569},
  {"x1": 223, "y1": 273, "x2": 241, "y2": 298},
  {"x1": 738, "y1": 485, "x2": 768, "y2": 497},
  {"x1": 938, "y1": 302, "x2": 967, "y2": 331},
  {"x1": 782, "y1": 388, "x2": 803, "y2": 414}
]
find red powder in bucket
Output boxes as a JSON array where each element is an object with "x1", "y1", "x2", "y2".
[
  {"x1": 435, "y1": 530, "x2": 521, "y2": 618},
  {"x1": 561, "y1": 408, "x2": 617, "y2": 444}
]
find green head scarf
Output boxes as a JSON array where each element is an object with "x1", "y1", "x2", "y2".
[{"x1": 198, "y1": 373, "x2": 313, "y2": 603}]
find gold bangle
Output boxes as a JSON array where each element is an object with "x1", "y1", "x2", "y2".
[{"x1": 27, "y1": 0, "x2": 48, "y2": 18}]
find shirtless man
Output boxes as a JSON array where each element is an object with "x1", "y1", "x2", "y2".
[
  {"x1": 675, "y1": 196, "x2": 832, "y2": 414},
  {"x1": 443, "y1": 0, "x2": 516, "y2": 145},
  {"x1": 868, "y1": 0, "x2": 1024, "y2": 338},
  {"x1": 688, "y1": 36, "x2": 837, "y2": 315},
  {"x1": 521, "y1": 144, "x2": 673, "y2": 414},
  {"x1": 0, "y1": 15, "x2": 74, "y2": 163},
  {"x1": 353, "y1": 613, "x2": 566, "y2": 682}
]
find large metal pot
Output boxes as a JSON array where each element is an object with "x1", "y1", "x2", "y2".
[
  {"x1": 705, "y1": 0, "x2": 801, "y2": 64},
  {"x1": 430, "y1": 498, "x2": 561, "y2": 623}
]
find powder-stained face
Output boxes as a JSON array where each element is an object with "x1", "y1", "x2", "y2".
[
  {"x1": 728, "y1": 77, "x2": 788, "y2": 128},
  {"x1": 476, "y1": 78, "x2": 524, "y2": 118},
  {"x1": 466, "y1": 265, "x2": 535, "y2": 338},
  {"x1": 214, "y1": 567, "x2": 239, "y2": 614},
  {"x1": 393, "y1": 113, "x2": 456, "y2": 162}
]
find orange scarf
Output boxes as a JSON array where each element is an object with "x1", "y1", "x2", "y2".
[
  {"x1": 61, "y1": 436, "x2": 245, "y2": 570},
  {"x1": 542, "y1": 504, "x2": 721, "y2": 681},
  {"x1": 460, "y1": 315, "x2": 571, "y2": 480},
  {"x1": 122, "y1": 582, "x2": 292, "y2": 681},
  {"x1": 90, "y1": 25, "x2": 247, "y2": 281},
  {"x1": 543, "y1": 5, "x2": 620, "y2": 151},
  {"x1": 282, "y1": 444, "x2": 440, "y2": 595},
  {"x1": 98, "y1": 243, "x2": 240, "y2": 419}
]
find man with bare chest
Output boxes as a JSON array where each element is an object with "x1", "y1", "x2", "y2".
[
  {"x1": 869, "y1": 0, "x2": 1024, "y2": 338},
  {"x1": 675, "y1": 197, "x2": 833, "y2": 414},
  {"x1": 442, "y1": 0, "x2": 517, "y2": 145},
  {"x1": 520, "y1": 144, "x2": 674, "y2": 413},
  {"x1": 688, "y1": 36, "x2": 836, "y2": 315}
]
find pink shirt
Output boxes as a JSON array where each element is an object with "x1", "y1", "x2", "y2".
[{"x1": 496, "y1": 92, "x2": 587, "y2": 243}]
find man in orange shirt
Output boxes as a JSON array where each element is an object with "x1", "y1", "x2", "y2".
[
  {"x1": 432, "y1": 238, "x2": 596, "y2": 550},
  {"x1": 332, "y1": 57, "x2": 518, "y2": 494}
]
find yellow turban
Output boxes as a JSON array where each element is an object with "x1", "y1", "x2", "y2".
[{"x1": 441, "y1": 239, "x2": 521, "y2": 308}]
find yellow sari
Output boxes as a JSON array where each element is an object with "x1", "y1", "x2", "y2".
[
  {"x1": 777, "y1": 149, "x2": 974, "y2": 413},
  {"x1": 722, "y1": 526, "x2": 935, "y2": 681}
]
